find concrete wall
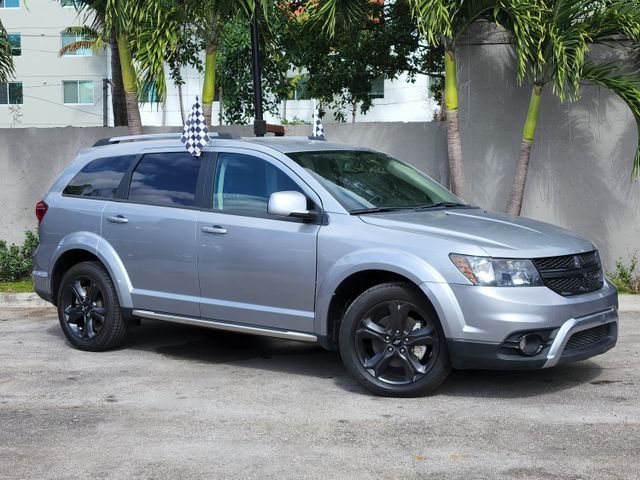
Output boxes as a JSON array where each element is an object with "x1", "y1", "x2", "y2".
[
  {"x1": 455, "y1": 26, "x2": 640, "y2": 271},
  {"x1": 0, "y1": 61, "x2": 637, "y2": 272}
]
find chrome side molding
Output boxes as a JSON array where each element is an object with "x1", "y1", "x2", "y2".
[{"x1": 132, "y1": 309, "x2": 318, "y2": 343}]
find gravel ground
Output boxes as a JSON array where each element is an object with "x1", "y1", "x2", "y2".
[{"x1": 0, "y1": 306, "x2": 638, "y2": 480}]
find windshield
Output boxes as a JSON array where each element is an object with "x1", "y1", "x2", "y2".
[{"x1": 286, "y1": 150, "x2": 463, "y2": 213}]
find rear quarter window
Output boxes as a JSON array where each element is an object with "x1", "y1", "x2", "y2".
[
  {"x1": 127, "y1": 152, "x2": 201, "y2": 207},
  {"x1": 63, "y1": 155, "x2": 136, "y2": 199}
]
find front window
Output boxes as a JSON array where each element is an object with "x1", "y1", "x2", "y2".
[
  {"x1": 63, "y1": 80, "x2": 93, "y2": 104},
  {"x1": 61, "y1": 31, "x2": 92, "y2": 56},
  {"x1": 0, "y1": 82, "x2": 23, "y2": 105},
  {"x1": 213, "y1": 153, "x2": 303, "y2": 217},
  {"x1": 287, "y1": 150, "x2": 462, "y2": 213},
  {"x1": 138, "y1": 81, "x2": 159, "y2": 103},
  {"x1": 0, "y1": 0, "x2": 20, "y2": 8},
  {"x1": 8, "y1": 33, "x2": 21, "y2": 56}
]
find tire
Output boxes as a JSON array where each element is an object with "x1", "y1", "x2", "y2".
[
  {"x1": 339, "y1": 282, "x2": 451, "y2": 397},
  {"x1": 57, "y1": 261, "x2": 128, "y2": 351}
]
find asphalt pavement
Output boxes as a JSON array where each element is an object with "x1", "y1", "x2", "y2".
[{"x1": 0, "y1": 305, "x2": 638, "y2": 479}]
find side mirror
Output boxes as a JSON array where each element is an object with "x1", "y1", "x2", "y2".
[{"x1": 268, "y1": 191, "x2": 316, "y2": 220}]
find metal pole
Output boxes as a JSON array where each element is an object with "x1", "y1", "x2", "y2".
[
  {"x1": 250, "y1": 9, "x2": 266, "y2": 137},
  {"x1": 102, "y1": 78, "x2": 109, "y2": 127}
]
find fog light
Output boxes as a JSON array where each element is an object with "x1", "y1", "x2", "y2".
[{"x1": 519, "y1": 334, "x2": 543, "y2": 356}]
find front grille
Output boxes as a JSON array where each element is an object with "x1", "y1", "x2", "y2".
[
  {"x1": 564, "y1": 324, "x2": 610, "y2": 350},
  {"x1": 533, "y1": 251, "x2": 604, "y2": 296}
]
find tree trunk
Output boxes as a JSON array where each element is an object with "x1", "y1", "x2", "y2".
[
  {"x1": 506, "y1": 85, "x2": 543, "y2": 216},
  {"x1": 202, "y1": 48, "x2": 217, "y2": 127},
  {"x1": 177, "y1": 82, "x2": 185, "y2": 124},
  {"x1": 202, "y1": 103, "x2": 213, "y2": 128},
  {"x1": 117, "y1": 34, "x2": 142, "y2": 135},
  {"x1": 351, "y1": 101, "x2": 357, "y2": 123},
  {"x1": 109, "y1": 32, "x2": 127, "y2": 126},
  {"x1": 125, "y1": 92, "x2": 142, "y2": 135},
  {"x1": 444, "y1": 48, "x2": 464, "y2": 198}
]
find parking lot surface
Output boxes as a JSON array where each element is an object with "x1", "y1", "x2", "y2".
[{"x1": 1, "y1": 306, "x2": 638, "y2": 480}]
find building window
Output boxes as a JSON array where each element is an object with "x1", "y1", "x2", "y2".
[
  {"x1": 63, "y1": 80, "x2": 94, "y2": 104},
  {"x1": 8, "y1": 33, "x2": 21, "y2": 56},
  {"x1": 61, "y1": 32, "x2": 92, "y2": 56},
  {"x1": 0, "y1": 82, "x2": 23, "y2": 105},
  {"x1": 370, "y1": 76, "x2": 384, "y2": 99},
  {"x1": 0, "y1": 0, "x2": 20, "y2": 8},
  {"x1": 288, "y1": 76, "x2": 310, "y2": 101},
  {"x1": 138, "y1": 81, "x2": 159, "y2": 103}
]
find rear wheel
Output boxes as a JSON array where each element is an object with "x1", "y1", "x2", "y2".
[
  {"x1": 57, "y1": 262, "x2": 128, "y2": 351},
  {"x1": 339, "y1": 282, "x2": 450, "y2": 397}
]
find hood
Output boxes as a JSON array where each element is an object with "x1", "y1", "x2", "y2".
[{"x1": 358, "y1": 208, "x2": 595, "y2": 259}]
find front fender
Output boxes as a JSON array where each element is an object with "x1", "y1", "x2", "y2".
[
  {"x1": 50, "y1": 232, "x2": 134, "y2": 308},
  {"x1": 314, "y1": 248, "x2": 450, "y2": 339}
]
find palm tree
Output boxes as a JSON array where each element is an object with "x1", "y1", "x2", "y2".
[
  {"x1": 60, "y1": 2, "x2": 129, "y2": 126},
  {"x1": 0, "y1": 20, "x2": 15, "y2": 83},
  {"x1": 316, "y1": 0, "x2": 540, "y2": 199},
  {"x1": 505, "y1": 0, "x2": 640, "y2": 216}
]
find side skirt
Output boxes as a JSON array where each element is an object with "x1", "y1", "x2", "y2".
[{"x1": 132, "y1": 309, "x2": 318, "y2": 343}]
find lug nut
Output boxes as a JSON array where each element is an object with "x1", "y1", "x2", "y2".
[{"x1": 387, "y1": 347, "x2": 393, "y2": 352}]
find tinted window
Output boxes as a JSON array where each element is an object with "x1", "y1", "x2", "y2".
[
  {"x1": 128, "y1": 152, "x2": 200, "y2": 207},
  {"x1": 213, "y1": 153, "x2": 303, "y2": 216},
  {"x1": 63, "y1": 155, "x2": 135, "y2": 198}
]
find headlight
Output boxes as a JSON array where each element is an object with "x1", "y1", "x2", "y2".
[{"x1": 449, "y1": 254, "x2": 543, "y2": 287}]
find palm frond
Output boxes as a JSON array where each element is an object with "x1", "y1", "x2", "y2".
[
  {"x1": 581, "y1": 61, "x2": 640, "y2": 178},
  {"x1": 0, "y1": 19, "x2": 15, "y2": 83},
  {"x1": 311, "y1": 0, "x2": 372, "y2": 37}
]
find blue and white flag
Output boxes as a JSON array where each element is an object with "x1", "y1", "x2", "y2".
[
  {"x1": 181, "y1": 96, "x2": 210, "y2": 156},
  {"x1": 312, "y1": 103, "x2": 325, "y2": 140}
]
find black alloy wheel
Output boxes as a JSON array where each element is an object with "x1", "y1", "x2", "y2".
[
  {"x1": 57, "y1": 262, "x2": 128, "y2": 351},
  {"x1": 339, "y1": 282, "x2": 451, "y2": 397}
]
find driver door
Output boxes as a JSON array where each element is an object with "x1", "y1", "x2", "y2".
[{"x1": 197, "y1": 150, "x2": 321, "y2": 333}]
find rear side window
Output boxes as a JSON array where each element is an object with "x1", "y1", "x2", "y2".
[
  {"x1": 128, "y1": 152, "x2": 200, "y2": 207},
  {"x1": 63, "y1": 155, "x2": 136, "y2": 198}
]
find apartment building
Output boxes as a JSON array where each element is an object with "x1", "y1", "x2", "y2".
[
  {"x1": 1, "y1": 0, "x2": 437, "y2": 128},
  {"x1": 0, "y1": 0, "x2": 109, "y2": 127}
]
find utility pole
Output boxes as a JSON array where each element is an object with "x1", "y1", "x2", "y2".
[{"x1": 250, "y1": 8, "x2": 266, "y2": 137}]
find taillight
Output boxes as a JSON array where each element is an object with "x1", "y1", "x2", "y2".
[{"x1": 35, "y1": 200, "x2": 48, "y2": 224}]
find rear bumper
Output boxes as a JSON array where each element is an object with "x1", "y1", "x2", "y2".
[
  {"x1": 448, "y1": 307, "x2": 618, "y2": 370},
  {"x1": 32, "y1": 269, "x2": 54, "y2": 304}
]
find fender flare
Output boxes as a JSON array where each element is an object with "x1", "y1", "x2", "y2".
[
  {"x1": 50, "y1": 232, "x2": 134, "y2": 308},
  {"x1": 314, "y1": 248, "x2": 451, "y2": 339}
]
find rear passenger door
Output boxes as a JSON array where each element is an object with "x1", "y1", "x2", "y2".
[
  {"x1": 197, "y1": 150, "x2": 321, "y2": 333},
  {"x1": 102, "y1": 150, "x2": 208, "y2": 317}
]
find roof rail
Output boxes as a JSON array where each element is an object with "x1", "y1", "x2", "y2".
[{"x1": 92, "y1": 132, "x2": 239, "y2": 147}]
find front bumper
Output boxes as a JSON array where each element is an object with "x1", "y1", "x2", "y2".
[
  {"x1": 420, "y1": 279, "x2": 619, "y2": 370},
  {"x1": 447, "y1": 307, "x2": 618, "y2": 369}
]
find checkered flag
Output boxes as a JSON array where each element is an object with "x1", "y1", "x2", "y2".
[
  {"x1": 181, "y1": 96, "x2": 210, "y2": 157},
  {"x1": 312, "y1": 105, "x2": 325, "y2": 140}
]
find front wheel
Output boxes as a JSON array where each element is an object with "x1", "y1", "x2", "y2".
[
  {"x1": 339, "y1": 282, "x2": 451, "y2": 397},
  {"x1": 57, "y1": 261, "x2": 128, "y2": 351}
]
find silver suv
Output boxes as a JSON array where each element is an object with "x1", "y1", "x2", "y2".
[{"x1": 33, "y1": 133, "x2": 618, "y2": 396}]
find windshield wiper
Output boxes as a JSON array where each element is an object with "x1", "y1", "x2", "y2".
[
  {"x1": 350, "y1": 206, "x2": 416, "y2": 215},
  {"x1": 414, "y1": 202, "x2": 468, "y2": 210}
]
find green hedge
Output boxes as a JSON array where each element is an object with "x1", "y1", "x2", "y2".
[{"x1": 0, "y1": 231, "x2": 39, "y2": 282}]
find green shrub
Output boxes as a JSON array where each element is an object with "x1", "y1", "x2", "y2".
[
  {"x1": 0, "y1": 231, "x2": 39, "y2": 282},
  {"x1": 607, "y1": 253, "x2": 640, "y2": 294}
]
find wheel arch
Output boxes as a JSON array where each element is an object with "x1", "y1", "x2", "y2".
[
  {"x1": 316, "y1": 252, "x2": 448, "y2": 350},
  {"x1": 50, "y1": 232, "x2": 133, "y2": 308}
]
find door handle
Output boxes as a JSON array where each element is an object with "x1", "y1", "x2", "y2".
[
  {"x1": 106, "y1": 215, "x2": 129, "y2": 224},
  {"x1": 202, "y1": 225, "x2": 227, "y2": 235}
]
